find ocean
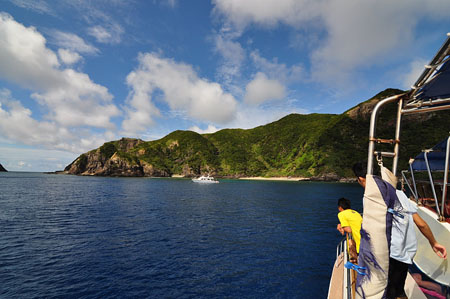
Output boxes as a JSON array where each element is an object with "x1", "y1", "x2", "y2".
[{"x1": 0, "y1": 172, "x2": 363, "y2": 298}]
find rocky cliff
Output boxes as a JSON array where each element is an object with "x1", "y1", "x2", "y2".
[
  {"x1": 0, "y1": 163, "x2": 7, "y2": 172},
  {"x1": 64, "y1": 138, "x2": 171, "y2": 177}
]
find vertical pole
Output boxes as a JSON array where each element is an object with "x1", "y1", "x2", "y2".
[
  {"x1": 402, "y1": 169, "x2": 418, "y2": 201},
  {"x1": 342, "y1": 239, "x2": 348, "y2": 299},
  {"x1": 424, "y1": 152, "x2": 442, "y2": 217},
  {"x1": 392, "y1": 98, "x2": 403, "y2": 176},
  {"x1": 442, "y1": 137, "x2": 450, "y2": 220},
  {"x1": 409, "y1": 164, "x2": 418, "y2": 202}
]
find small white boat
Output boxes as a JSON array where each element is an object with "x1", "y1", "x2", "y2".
[{"x1": 192, "y1": 175, "x2": 219, "y2": 183}]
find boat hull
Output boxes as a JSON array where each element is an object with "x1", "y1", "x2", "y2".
[
  {"x1": 328, "y1": 252, "x2": 345, "y2": 299},
  {"x1": 413, "y1": 203, "x2": 450, "y2": 286},
  {"x1": 191, "y1": 179, "x2": 219, "y2": 183}
]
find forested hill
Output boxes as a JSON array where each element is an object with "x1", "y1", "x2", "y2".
[{"x1": 63, "y1": 88, "x2": 450, "y2": 180}]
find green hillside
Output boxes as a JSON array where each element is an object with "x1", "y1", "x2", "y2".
[{"x1": 64, "y1": 88, "x2": 450, "y2": 179}]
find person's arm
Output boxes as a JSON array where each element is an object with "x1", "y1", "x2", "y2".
[
  {"x1": 336, "y1": 224, "x2": 352, "y2": 235},
  {"x1": 413, "y1": 213, "x2": 447, "y2": 259}
]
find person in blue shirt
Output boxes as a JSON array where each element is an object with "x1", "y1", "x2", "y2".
[{"x1": 352, "y1": 161, "x2": 447, "y2": 299}]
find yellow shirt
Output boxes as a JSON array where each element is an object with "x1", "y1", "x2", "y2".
[{"x1": 338, "y1": 209, "x2": 363, "y2": 253}]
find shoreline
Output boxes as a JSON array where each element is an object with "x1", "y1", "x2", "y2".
[
  {"x1": 49, "y1": 172, "x2": 356, "y2": 183},
  {"x1": 173, "y1": 174, "x2": 355, "y2": 183},
  {"x1": 238, "y1": 176, "x2": 310, "y2": 182}
]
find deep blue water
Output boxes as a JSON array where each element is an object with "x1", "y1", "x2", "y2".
[{"x1": 0, "y1": 172, "x2": 363, "y2": 298}]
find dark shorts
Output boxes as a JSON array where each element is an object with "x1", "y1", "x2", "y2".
[{"x1": 386, "y1": 257, "x2": 409, "y2": 299}]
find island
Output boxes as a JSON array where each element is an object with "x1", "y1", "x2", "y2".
[
  {"x1": 61, "y1": 88, "x2": 450, "y2": 181},
  {"x1": 0, "y1": 163, "x2": 7, "y2": 172}
]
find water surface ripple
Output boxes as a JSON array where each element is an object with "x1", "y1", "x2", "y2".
[{"x1": 0, "y1": 172, "x2": 363, "y2": 298}]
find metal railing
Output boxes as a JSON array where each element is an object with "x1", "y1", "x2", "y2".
[{"x1": 367, "y1": 34, "x2": 450, "y2": 177}]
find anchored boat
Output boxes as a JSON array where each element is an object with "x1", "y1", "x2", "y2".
[
  {"x1": 328, "y1": 33, "x2": 450, "y2": 299},
  {"x1": 192, "y1": 175, "x2": 219, "y2": 183}
]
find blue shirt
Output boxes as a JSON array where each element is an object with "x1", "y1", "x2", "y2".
[{"x1": 390, "y1": 190, "x2": 418, "y2": 264}]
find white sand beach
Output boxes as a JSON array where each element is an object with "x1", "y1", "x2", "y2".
[{"x1": 238, "y1": 176, "x2": 309, "y2": 181}]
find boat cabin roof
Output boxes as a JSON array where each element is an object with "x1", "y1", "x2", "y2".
[{"x1": 411, "y1": 137, "x2": 450, "y2": 171}]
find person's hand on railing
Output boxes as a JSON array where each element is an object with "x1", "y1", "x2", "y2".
[{"x1": 337, "y1": 224, "x2": 345, "y2": 235}]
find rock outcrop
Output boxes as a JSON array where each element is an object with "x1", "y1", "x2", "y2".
[
  {"x1": 345, "y1": 88, "x2": 404, "y2": 120},
  {"x1": 0, "y1": 163, "x2": 7, "y2": 172},
  {"x1": 64, "y1": 138, "x2": 171, "y2": 177}
]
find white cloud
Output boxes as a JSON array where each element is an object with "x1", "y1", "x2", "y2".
[
  {"x1": 0, "y1": 89, "x2": 117, "y2": 153},
  {"x1": 213, "y1": 0, "x2": 450, "y2": 84},
  {"x1": 401, "y1": 58, "x2": 427, "y2": 89},
  {"x1": 0, "y1": 13, "x2": 119, "y2": 129},
  {"x1": 214, "y1": 33, "x2": 246, "y2": 90},
  {"x1": 31, "y1": 69, "x2": 119, "y2": 128},
  {"x1": 227, "y1": 102, "x2": 309, "y2": 130},
  {"x1": 189, "y1": 125, "x2": 219, "y2": 134},
  {"x1": 250, "y1": 51, "x2": 303, "y2": 83},
  {"x1": 51, "y1": 30, "x2": 99, "y2": 54},
  {"x1": 212, "y1": 0, "x2": 316, "y2": 30},
  {"x1": 244, "y1": 72, "x2": 286, "y2": 105},
  {"x1": 9, "y1": 0, "x2": 54, "y2": 15},
  {"x1": 0, "y1": 13, "x2": 60, "y2": 89},
  {"x1": 87, "y1": 24, "x2": 123, "y2": 44},
  {"x1": 0, "y1": 145, "x2": 78, "y2": 172},
  {"x1": 58, "y1": 48, "x2": 82, "y2": 65},
  {"x1": 122, "y1": 52, "x2": 238, "y2": 134},
  {"x1": 310, "y1": 1, "x2": 419, "y2": 83},
  {"x1": 158, "y1": 0, "x2": 177, "y2": 8}
]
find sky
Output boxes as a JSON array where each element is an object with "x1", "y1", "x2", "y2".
[{"x1": 0, "y1": 0, "x2": 450, "y2": 172}]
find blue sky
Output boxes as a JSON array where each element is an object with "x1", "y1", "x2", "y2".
[{"x1": 0, "y1": 0, "x2": 450, "y2": 171}]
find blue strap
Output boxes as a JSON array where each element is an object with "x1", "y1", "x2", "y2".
[
  {"x1": 344, "y1": 261, "x2": 367, "y2": 275},
  {"x1": 387, "y1": 208, "x2": 404, "y2": 219}
]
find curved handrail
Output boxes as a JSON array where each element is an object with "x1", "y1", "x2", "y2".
[{"x1": 367, "y1": 94, "x2": 405, "y2": 175}]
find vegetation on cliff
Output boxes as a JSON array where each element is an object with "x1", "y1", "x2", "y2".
[{"x1": 64, "y1": 88, "x2": 450, "y2": 179}]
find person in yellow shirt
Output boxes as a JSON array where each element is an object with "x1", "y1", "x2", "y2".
[{"x1": 336, "y1": 197, "x2": 362, "y2": 262}]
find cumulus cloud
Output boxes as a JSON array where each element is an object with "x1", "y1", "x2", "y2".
[
  {"x1": 0, "y1": 13, "x2": 119, "y2": 129},
  {"x1": 244, "y1": 72, "x2": 286, "y2": 105},
  {"x1": 58, "y1": 48, "x2": 82, "y2": 65},
  {"x1": 0, "y1": 89, "x2": 116, "y2": 153},
  {"x1": 213, "y1": 0, "x2": 450, "y2": 84},
  {"x1": 122, "y1": 52, "x2": 238, "y2": 134},
  {"x1": 310, "y1": 1, "x2": 418, "y2": 83},
  {"x1": 87, "y1": 24, "x2": 123, "y2": 44},
  {"x1": 189, "y1": 125, "x2": 220, "y2": 134},
  {"x1": 212, "y1": 0, "x2": 316, "y2": 30}
]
